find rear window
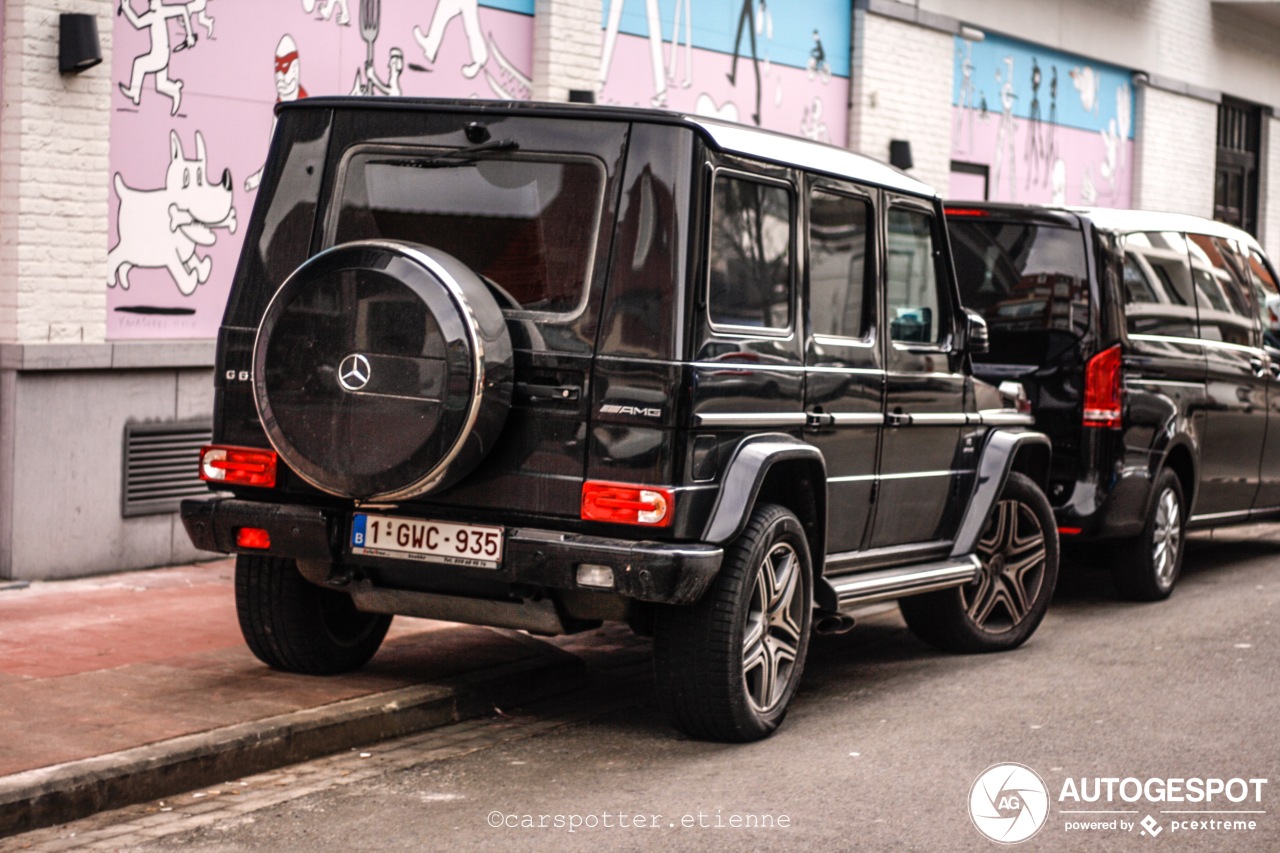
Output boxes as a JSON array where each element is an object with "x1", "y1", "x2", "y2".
[
  {"x1": 330, "y1": 148, "x2": 606, "y2": 316},
  {"x1": 949, "y1": 218, "x2": 1090, "y2": 360}
]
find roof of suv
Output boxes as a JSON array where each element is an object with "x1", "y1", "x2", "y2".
[
  {"x1": 279, "y1": 96, "x2": 937, "y2": 199},
  {"x1": 945, "y1": 201, "x2": 1263, "y2": 249}
]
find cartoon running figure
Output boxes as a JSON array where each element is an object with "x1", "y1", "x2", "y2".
[
  {"x1": 118, "y1": 0, "x2": 192, "y2": 116},
  {"x1": 415, "y1": 0, "x2": 488, "y2": 79},
  {"x1": 301, "y1": 0, "x2": 349, "y2": 26}
]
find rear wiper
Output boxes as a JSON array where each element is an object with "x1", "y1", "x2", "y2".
[{"x1": 369, "y1": 139, "x2": 519, "y2": 169}]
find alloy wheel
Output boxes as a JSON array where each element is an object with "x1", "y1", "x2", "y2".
[
  {"x1": 742, "y1": 542, "x2": 805, "y2": 714},
  {"x1": 1151, "y1": 487, "x2": 1181, "y2": 590},
  {"x1": 965, "y1": 498, "x2": 1048, "y2": 633}
]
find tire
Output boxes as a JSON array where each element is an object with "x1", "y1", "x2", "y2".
[
  {"x1": 253, "y1": 241, "x2": 513, "y2": 502},
  {"x1": 653, "y1": 503, "x2": 813, "y2": 742},
  {"x1": 900, "y1": 472, "x2": 1058, "y2": 653},
  {"x1": 235, "y1": 554, "x2": 392, "y2": 674},
  {"x1": 1111, "y1": 468, "x2": 1184, "y2": 601}
]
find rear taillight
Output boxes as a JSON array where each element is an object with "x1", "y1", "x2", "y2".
[
  {"x1": 236, "y1": 527, "x2": 271, "y2": 549},
  {"x1": 943, "y1": 206, "x2": 990, "y2": 217},
  {"x1": 200, "y1": 445, "x2": 278, "y2": 488},
  {"x1": 1083, "y1": 345, "x2": 1123, "y2": 429},
  {"x1": 581, "y1": 481, "x2": 674, "y2": 527}
]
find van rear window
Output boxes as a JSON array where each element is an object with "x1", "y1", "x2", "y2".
[{"x1": 949, "y1": 220, "x2": 1090, "y2": 357}]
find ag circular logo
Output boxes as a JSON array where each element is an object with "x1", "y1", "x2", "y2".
[
  {"x1": 338, "y1": 353, "x2": 371, "y2": 392},
  {"x1": 969, "y1": 763, "x2": 1050, "y2": 844}
]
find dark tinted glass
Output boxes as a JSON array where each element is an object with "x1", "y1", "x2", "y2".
[
  {"x1": 708, "y1": 175, "x2": 793, "y2": 330},
  {"x1": 1188, "y1": 233, "x2": 1255, "y2": 346},
  {"x1": 334, "y1": 152, "x2": 605, "y2": 315},
  {"x1": 808, "y1": 189, "x2": 870, "y2": 339},
  {"x1": 886, "y1": 208, "x2": 944, "y2": 344},
  {"x1": 949, "y1": 221, "x2": 1090, "y2": 340},
  {"x1": 1120, "y1": 231, "x2": 1198, "y2": 339},
  {"x1": 1249, "y1": 249, "x2": 1280, "y2": 349}
]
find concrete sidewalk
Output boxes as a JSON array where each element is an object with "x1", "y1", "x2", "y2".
[{"x1": 0, "y1": 558, "x2": 607, "y2": 837}]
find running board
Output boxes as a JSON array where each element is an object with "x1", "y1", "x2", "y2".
[{"x1": 825, "y1": 555, "x2": 981, "y2": 611}]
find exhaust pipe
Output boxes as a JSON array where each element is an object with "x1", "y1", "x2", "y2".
[{"x1": 813, "y1": 611, "x2": 856, "y2": 635}]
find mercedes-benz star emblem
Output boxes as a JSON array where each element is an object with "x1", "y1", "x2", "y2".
[{"x1": 337, "y1": 353, "x2": 371, "y2": 392}]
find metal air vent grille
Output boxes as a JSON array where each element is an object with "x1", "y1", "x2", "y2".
[{"x1": 122, "y1": 421, "x2": 212, "y2": 517}]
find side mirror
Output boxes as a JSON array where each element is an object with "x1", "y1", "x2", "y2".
[{"x1": 964, "y1": 308, "x2": 989, "y2": 355}]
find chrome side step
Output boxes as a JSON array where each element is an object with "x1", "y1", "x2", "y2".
[{"x1": 826, "y1": 555, "x2": 981, "y2": 610}]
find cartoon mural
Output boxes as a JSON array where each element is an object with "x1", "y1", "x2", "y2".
[
  {"x1": 108, "y1": 0, "x2": 536, "y2": 340},
  {"x1": 598, "y1": 0, "x2": 850, "y2": 146},
  {"x1": 950, "y1": 33, "x2": 1134, "y2": 207}
]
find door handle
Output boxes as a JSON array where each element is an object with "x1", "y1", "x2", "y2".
[
  {"x1": 1250, "y1": 356, "x2": 1268, "y2": 378},
  {"x1": 515, "y1": 382, "x2": 581, "y2": 403},
  {"x1": 1270, "y1": 362, "x2": 1280, "y2": 379},
  {"x1": 886, "y1": 411, "x2": 913, "y2": 427},
  {"x1": 805, "y1": 409, "x2": 835, "y2": 428}
]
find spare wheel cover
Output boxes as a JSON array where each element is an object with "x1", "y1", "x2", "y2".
[{"x1": 253, "y1": 240, "x2": 513, "y2": 501}]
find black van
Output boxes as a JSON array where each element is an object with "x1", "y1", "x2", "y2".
[{"x1": 947, "y1": 203, "x2": 1280, "y2": 600}]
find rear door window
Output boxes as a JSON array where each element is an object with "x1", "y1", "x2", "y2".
[
  {"x1": 1188, "y1": 233, "x2": 1256, "y2": 346},
  {"x1": 1120, "y1": 231, "x2": 1198, "y2": 339},
  {"x1": 808, "y1": 188, "x2": 871, "y2": 340},
  {"x1": 1249, "y1": 248, "x2": 1280, "y2": 349}
]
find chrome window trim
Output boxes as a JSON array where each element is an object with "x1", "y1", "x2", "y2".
[{"x1": 692, "y1": 412, "x2": 809, "y2": 427}]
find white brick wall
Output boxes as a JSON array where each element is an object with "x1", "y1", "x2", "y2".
[
  {"x1": 848, "y1": 10, "x2": 953, "y2": 194},
  {"x1": 0, "y1": 0, "x2": 112, "y2": 345},
  {"x1": 532, "y1": 0, "x2": 601, "y2": 103},
  {"x1": 1266, "y1": 116, "x2": 1280, "y2": 260},
  {"x1": 1131, "y1": 84, "x2": 1217, "y2": 218}
]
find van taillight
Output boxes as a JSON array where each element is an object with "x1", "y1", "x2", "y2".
[
  {"x1": 1083, "y1": 345, "x2": 1123, "y2": 429},
  {"x1": 200, "y1": 445, "x2": 278, "y2": 487}
]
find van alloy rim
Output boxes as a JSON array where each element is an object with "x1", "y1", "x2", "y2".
[
  {"x1": 743, "y1": 542, "x2": 804, "y2": 714},
  {"x1": 965, "y1": 499, "x2": 1047, "y2": 633},
  {"x1": 1153, "y1": 488, "x2": 1181, "y2": 588}
]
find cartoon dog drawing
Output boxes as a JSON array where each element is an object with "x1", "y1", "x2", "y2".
[{"x1": 108, "y1": 130, "x2": 237, "y2": 296}]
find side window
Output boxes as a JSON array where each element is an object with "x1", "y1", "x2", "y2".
[
  {"x1": 1119, "y1": 232, "x2": 1198, "y2": 339},
  {"x1": 1248, "y1": 248, "x2": 1280, "y2": 349},
  {"x1": 1187, "y1": 233, "x2": 1255, "y2": 346},
  {"x1": 708, "y1": 173, "x2": 793, "y2": 331},
  {"x1": 886, "y1": 207, "x2": 945, "y2": 345},
  {"x1": 808, "y1": 189, "x2": 870, "y2": 339}
]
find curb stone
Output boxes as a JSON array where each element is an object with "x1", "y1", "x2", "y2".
[{"x1": 0, "y1": 650, "x2": 585, "y2": 838}]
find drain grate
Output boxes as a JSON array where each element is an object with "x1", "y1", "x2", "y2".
[{"x1": 122, "y1": 421, "x2": 212, "y2": 517}]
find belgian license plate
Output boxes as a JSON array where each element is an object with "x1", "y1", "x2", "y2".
[{"x1": 350, "y1": 513, "x2": 503, "y2": 569}]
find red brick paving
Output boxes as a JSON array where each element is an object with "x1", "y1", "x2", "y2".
[{"x1": 0, "y1": 559, "x2": 549, "y2": 777}]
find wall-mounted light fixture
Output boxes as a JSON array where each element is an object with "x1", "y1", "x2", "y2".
[
  {"x1": 568, "y1": 89, "x2": 596, "y2": 104},
  {"x1": 58, "y1": 14, "x2": 102, "y2": 75},
  {"x1": 889, "y1": 139, "x2": 914, "y2": 171},
  {"x1": 959, "y1": 25, "x2": 985, "y2": 42}
]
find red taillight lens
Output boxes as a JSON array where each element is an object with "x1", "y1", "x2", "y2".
[
  {"x1": 200, "y1": 445, "x2": 278, "y2": 488},
  {"x1": 236, "y1": 527, "x2": 271, "y2": 549},
  {"x1": 943, "y1": 206, "x2": 991, "y2": 217},
  {"x1": 1083, "y1": 344, "x2": 1123, "y2": 428},
  {"x1": 581, "y1": 481, "x2": 674, "y2": 527}
]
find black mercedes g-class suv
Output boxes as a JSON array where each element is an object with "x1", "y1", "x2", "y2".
[
  {"x1": 948, "y1": 203, "x2": 1280, "y2": 601},
  {"x1": 183, "y1": 98, "x2": 1058, "y2": 741}
]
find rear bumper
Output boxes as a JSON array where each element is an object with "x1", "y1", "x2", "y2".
[{"x1": 181, "y1": 498, "x2": 722, "y2": 606}]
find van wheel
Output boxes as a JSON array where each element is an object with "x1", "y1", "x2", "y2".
[
  {"x1": 235, "y1": 554, "x2": 392, "y2": 674},
  {"x1": 900, "y1": 473, "x2": 1058, "y2": 653},
  {"x1": 1112, "y1": 469, "x2": 1184, "y2": 601},
  {"x1": 653, "y1": 504, "x2": 812, "y2": 742}
]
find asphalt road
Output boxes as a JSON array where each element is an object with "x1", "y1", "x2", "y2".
[{"x1": 25, "y1": 526, "x2": 1280, "y2": 852}]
